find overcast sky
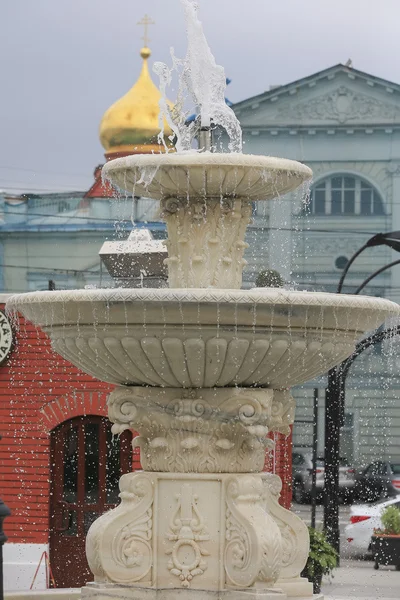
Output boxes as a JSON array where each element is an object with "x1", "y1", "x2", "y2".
[{"x1": 2, "y1": 0, "x2": 400, "y2": 193}]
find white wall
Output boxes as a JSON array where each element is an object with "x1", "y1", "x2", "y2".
[{"x1": 4, "y1": 544, "x2": 48, "y2": 591}]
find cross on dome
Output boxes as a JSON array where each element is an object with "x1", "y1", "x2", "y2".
[{"x1": 137, "y1": 14, "x2": 155, "y2": 49}]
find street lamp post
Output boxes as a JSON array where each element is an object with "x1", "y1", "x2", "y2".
[{"x1": 323, "y1": 231, "x2": 400, "y2": 554}]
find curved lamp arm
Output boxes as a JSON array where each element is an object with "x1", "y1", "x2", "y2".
[
  {"x1": 354, "y1": 258, "x2": 400, "y2": 295},
  {"x1": 338, "y1": 325, "x2": 400, "y2": 385},
  {"x1": 337, "y1": 232, "x2": 391, "y2": 293},
  {"x1": 337, "y1": 241, "x2": 370, "y2": 293}
]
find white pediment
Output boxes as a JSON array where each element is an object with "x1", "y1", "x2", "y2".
[
  {"x1": 235, "y1": 69, "x2": 400, "y2": 127},
  {"x1": 277, "y1": 85, "x2": 398, "y2": 124}
]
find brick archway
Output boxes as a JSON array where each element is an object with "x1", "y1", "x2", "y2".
[{"x1": 38, "y1": 390, "x2": 109, "y2": 433}]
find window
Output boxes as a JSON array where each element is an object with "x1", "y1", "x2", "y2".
[{"x1": 309, "y1": 175, "x2": 384, "y2": 216}]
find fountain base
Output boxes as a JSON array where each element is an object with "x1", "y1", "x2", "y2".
[
  {"x1": 82, "y1": 581, "x2": 290, "y2": 600},
  {"x1": 85, "y1": 471, "x2": 313, "y2": 598}
]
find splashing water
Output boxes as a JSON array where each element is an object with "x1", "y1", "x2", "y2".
[{"x1": 154, "y1": 0, "x2": 242, "y2": 153}]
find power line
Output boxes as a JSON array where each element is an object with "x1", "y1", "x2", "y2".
[
  {"x1": 1, "y1": 261, "x2": 400, "y2": 290},
  {"x1": 0, "y1": 208, "x2": 396, "y2": 237},
  {"x1": 0, "y1": 183, "x2": 87, "y2": 193},
  {"x1": 0, "y1": 263, "x2": 97, "y2": 274},
  {"x1": 3, "y1": 186, "x2": 400, "y2": 218},
  {"x1": 0, "y1": 165, "x2": 92, "y2": 179}
]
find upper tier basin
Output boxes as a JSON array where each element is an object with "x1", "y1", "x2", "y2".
[
  {"x1": 102, "y1": 153, "x2": 313, "y2": 201},
  {"x1": 8, "y1": 288, "x2": 398, "y2": 389},
  {"x1": 103, "y1": 153, "x2": 313, "y2": 289}
]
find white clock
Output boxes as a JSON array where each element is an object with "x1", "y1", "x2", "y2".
[{"x1": 0, "y1": 309, "x2": 13, "y2": 365}]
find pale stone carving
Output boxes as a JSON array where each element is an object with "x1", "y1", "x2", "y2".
[
  {"x1": 161, "y1": 196, "x2": 252, "y2": 288},
  {"x1": 9, "y1": 288, "x2": 397, "y2": 389},
  {"x1": 263, "y1": 474, "x2": 313, "y2": 597},
  {"x1": 102, "y1": 153, "x2": 313, "y2": 202},
  {"x1": 225, "y1": 475, "x2": 282, "y2": 587},
  {"x1": 86, "y1": 472, "x2": 154, "y2": 585},
  {"x1": 278, "y1": 86, "x2": 398, "y2": 124},
  {"x1": 166, "y1": 483, "x2": 210, "y2": 587},
  {"x1": 85, "y1": 470, "x2": 315, "y2": 597},
  {"x1": 269, "y1": 391, "x2": 295, "y2": 436},
  {"x1": 108, "y1": 386, "x2": 288, "y2": 473},
  {"x1": 85, "y1": 471, "x2": 292, "y2": 597}
]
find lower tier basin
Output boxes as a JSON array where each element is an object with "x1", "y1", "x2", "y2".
[
  {"x1": 8, "y1": 288, "x2": 398, "y2": 388},
  {"x1": 7, "y1": 288, "x2": 399, "y2": 389}
]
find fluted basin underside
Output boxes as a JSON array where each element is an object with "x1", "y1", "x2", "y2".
[
  {"x1": 8, "y1": 288, "x2": 398, "y2": 388},
  {"x1": 102, "y1": 153, "x2": 313, "y2": 201}
]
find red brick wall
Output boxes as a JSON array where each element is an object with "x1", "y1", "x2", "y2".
[
  {"x1": 0, "y1": 307, "x2": 114, "y2": 544},
  {"x1": 0, "y1": 305, "x2": 292, "y2": 545},
  {"x1": 265, "y1": 430, "x2": 293, "y2": 509}
]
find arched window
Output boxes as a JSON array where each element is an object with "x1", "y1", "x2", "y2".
[{"x1": 309, "y1": 175, "x2": 385, "y2": 216}]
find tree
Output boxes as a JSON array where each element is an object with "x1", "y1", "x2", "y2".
[{"x1": 255, "y1": 269, "x2": 284, "y2": 288}]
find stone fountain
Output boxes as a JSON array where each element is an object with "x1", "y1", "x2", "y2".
[{"x1": 7, "y1": 2, "x2": 400, "y2": 599}]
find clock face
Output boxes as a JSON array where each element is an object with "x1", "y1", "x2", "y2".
[{"x1": 0, "y1": 309, "x2": 13, "y2": 365}]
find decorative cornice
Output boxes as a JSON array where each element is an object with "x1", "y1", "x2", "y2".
[
  {"x1": 277, "y1": 86, "x2": 399, "y2": 124},
  {"x1": 108, "y1": 386, "x2": 293, "y2": 473}
]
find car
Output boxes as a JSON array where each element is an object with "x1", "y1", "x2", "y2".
[
  {"x1": 345, "y1": 496, "x2": 400, "y2": 555},
  {"x1": 354, "y1": 461, "x2": 400, "y2": 502},
  {"x1": 292, "y1": 448, "x2": 356, "y2": 504}
]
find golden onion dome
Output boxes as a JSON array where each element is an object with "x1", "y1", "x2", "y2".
[{"x1": 99, "y1": 47, "x2": 174, "y2": 158}]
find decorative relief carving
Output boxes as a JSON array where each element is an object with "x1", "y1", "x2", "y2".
[
  {"x1": 52, "y1": 332, "x2": 357, "y2": 390},
  {"x1": 262, "y1": 473, "x2": 310, "y2": 579},
  {"x1": 160, "y1": 196, "x2": 252, "y2": 288},
  {"x1": 387, "y1": 162, "x2": 400, "y2": 176},
  {"x1": 165, "y1": 483, "x2": 210, "y2": 588},
  {"x1": 269, "y1": 391, "x2": 295, "y2": 435},
  {"x1": 224, "y1": 475, "x2": 282, "y2": 587},
  {"x1": 278, "y1": 86, "x2": 398, "y2": 123},
  {"x1": 86, "y1": 471, "x2": 308, "y2": 594},
  {"x1": 86, "y1": 472, "x2": 154, "y2": 584},
  {"x1": 108, "y1": 386, "x2": 285, "y2": 473}
]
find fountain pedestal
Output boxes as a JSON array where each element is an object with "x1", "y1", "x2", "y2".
[
  {"x1": 161, "y1": 196, "x2": 252, "y2": 289},
  {"x1": 82, "y1": 386, "x2": 313, "y2": 600}
]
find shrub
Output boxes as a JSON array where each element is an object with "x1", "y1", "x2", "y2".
[
  {"x1": 302, "y1": 527, "x2": 338, "y2": 580},
  {"x1": 255, "y1": 269, "x2": 284, "y2": 288},
  {"x1": 380, "y1": 505, "x2": 400, "y2": 535}
]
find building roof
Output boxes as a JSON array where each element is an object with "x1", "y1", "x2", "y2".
[{"x1": 232, "y1": 63, "x2": 400, "y2": 112}]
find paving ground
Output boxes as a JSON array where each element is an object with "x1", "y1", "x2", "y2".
[
  {"x1": 292, "y1": 503, "x2": 400, "y2": 599},
  {"x1": 322, "y1": 558, "x2": 400, "y2": 599}
]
